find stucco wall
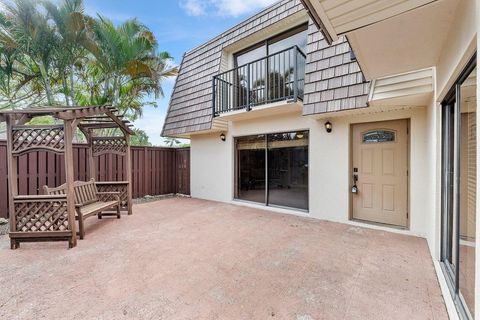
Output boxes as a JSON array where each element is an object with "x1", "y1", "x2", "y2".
[
  {"x1": 190, "y1": 105, "x2": 434, "y2": 239},
  {"x1": 436, "y1": 0, "x2": 476, "y2": 101}
]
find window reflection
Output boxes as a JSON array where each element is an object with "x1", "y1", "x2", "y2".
[
  {"x1": 459, "y1": 67, "x2": 476, "y2": 318},
  {"x1": 234, "y1": 24, "x2": 307, "y2": 67},
  {"x1": 267, "y1": 131, "x2": 309, "y2": 210},
  {"x1": 236, "y1": 45, "x2": 267, "y2": 67},
  {"x1": 442, "y1": 61, "x2": 477, "y2": 319},
  {"x1": 268, "y1": 29, "x2": 308, "y2": 55}
]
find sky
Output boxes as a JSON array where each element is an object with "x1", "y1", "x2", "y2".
[{"x1": 82, "y1": 0, "x2": 279, "y2": 146}]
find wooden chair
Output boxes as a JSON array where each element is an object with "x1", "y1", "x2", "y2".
[{"x1": 43, "y1": 179, "x2": 121, "y2": 239}]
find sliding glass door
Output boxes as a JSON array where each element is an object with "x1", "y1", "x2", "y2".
[
  {"x1": 441, "y1": 55, "x2": 476, "y2": 319},
  {"x1": 267, "y1": 132, "x2": 308, "y2": 210},
  {"x1": 458, "y1": 65, "x2": 476, "y2": 318},
  {"x1": 235, "y1": 131, "x2": 309, "y2": 211},
  {"x1": 235, "y1": 135, "x2": 266, "y2": 204}
]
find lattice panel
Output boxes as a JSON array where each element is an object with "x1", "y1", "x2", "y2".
[
  {"x1": 14, "y1": 199, "x2": 69, "y2": 232},
  {"x1": 92, "y1": 137, "x2": 127, "y2": 156},
  {"x1": 12, "y1": 126, "x2": 65, "y2": 155},
  {"x1": 96, "y1": 183, "x2": 128, "y2": 208}
]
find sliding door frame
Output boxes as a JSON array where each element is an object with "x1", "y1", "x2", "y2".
[
  {"x1": 440, "y1": 53, "x2": 476, "y2": 320},
  {"x1": 234, "y1": 130, "x2": 310, "y2": 212}
]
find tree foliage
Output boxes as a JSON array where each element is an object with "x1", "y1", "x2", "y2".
[
  {"x1": 0, "y1": 0, "x2": 177, "y2": 140},
  {"x1": 131, "y1": 128, "x2": 152, "y2": 146}
]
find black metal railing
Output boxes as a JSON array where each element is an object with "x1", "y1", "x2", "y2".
[{"x1": 212, "y1": 46, "x2": 306, "y2": 116}]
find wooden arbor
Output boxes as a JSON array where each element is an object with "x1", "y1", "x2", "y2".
[{"x1": 0, "y1": 106, "x2": 134, "y2": 249}]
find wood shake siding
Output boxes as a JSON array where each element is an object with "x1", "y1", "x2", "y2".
[
  {"x1": 303, "y1": 21, "x2": 370, "y2": 115},
  {"x1": 162, "y1": 0, "x2": 369, "y2": 137}
]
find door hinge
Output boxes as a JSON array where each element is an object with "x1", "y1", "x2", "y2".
[
  {"x1": 406, "y1": 212, "x2": 409, "y2": 218},
  {"x1": 406, "y1": 170, "x2": 409, "y2": 176}
]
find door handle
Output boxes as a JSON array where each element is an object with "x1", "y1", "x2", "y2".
[{"x1": 351, "y1": 173, "x2": 358, "y2": 194}]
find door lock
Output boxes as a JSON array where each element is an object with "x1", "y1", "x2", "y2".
[{"x1": 351, "y1": 173, "x2": 358, "y2": 194}]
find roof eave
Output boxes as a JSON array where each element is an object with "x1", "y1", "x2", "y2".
[{"x1": 299, "y1": 0, "x2": 337, "y2": 45}]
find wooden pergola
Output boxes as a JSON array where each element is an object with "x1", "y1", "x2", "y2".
[{"x1": 0, "y1": 106, "x2": 134, "y2": 249}]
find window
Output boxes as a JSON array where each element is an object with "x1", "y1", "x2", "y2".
[
  {"x1": 235, "y1": 131, "x2": 309, "y2": 210},
  {"x1": 362, "y1": 130, "x2": 396, "y2": 143},
  {"x1": 268, "y1": 27, "x2": 308, "y2": 55},
  {"x1": 441, "y1": 54, "x2": 476, "y2": 320},
  {"x1": 235, "y1": 45, "x2": 267, "y2": 68},
  {"x1": 234, "y1": 24, "x2": 308, "y2": 67},
  {"x1": 213, "y1": 24, "x2": 308, "y2": 115}
]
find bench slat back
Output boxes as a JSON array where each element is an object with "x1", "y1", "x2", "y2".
[
  {"x1": 74, "y1": 180, "x2": 98, "y2": 206},
  {"x1": 43, "y1": 178, "x2": 98, "y2": 206}
]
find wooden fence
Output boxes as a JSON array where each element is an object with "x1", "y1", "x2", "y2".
[{"x1": 0, "y1": 140, "x2": 190, "y2": 218}]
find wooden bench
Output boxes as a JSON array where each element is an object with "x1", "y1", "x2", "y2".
[{"x1": 43, "y1": 179, "x2": 121, "y2": 239}]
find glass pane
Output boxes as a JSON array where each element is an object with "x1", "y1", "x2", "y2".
[
  {"x1": 235, "y1": 135, "x2": 266, "y2": 204},
  {"x1": 268, "y1": 28, "x2": 308, "y2": 55},
  {"x1": 362, "y1": 130, "x2": 396, "y2": 143},
  {"x1": 235, "y1": 45, "x2": 266, "y2": 67},
  {"x1": 267, "y1": 131, "x2": 309, "y2": 210},
  {"x1": 459, "y1": 66, "x2": 476, "y2": 318},
  {"x1": 442, "y1": 103, "x2": 456, "y2": 270}
]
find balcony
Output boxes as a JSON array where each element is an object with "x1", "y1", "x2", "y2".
[{"x1": 212, "y1": 46, "x2": 306, "y2": 117}]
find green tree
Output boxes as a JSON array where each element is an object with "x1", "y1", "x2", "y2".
[
  {"x1": 1, "y1": 0, "x2": 60, "y2": 104},
  {"x1": 43, "y1": 0, "x2": 93, "y2": 106},
  {"x1": 86, "y1": 16, "x2": 177, "y2": 115},
  {"x1": 0, "y1": 0, "x2": 177, "y2": 141},
  {"x1": 130, "y1": 128, "x2": 152, "y2": 146},
  {"x1": 164, "y1": 137, "x2": 181, "y2": 147}
]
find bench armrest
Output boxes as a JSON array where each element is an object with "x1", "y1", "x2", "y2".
[{"x1": 96, "y1": 192, "x2": 121, "y2": 204}]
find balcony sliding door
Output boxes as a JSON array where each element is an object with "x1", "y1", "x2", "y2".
[
  {"x1": 235, "y1": 45, "x2": 267, "y2": 109},
  {"x1": 441, "y1": 55, "x2": 476, "y2": 320},
  {"x1": 235, "y1": 131, "x2": 309, "y2": 211},
  {"x1": 220, "y1": 24, "x2": 307, "y2": 113},
  {"x1": 267, "y1": 26, "x2": 307, "y2": 102}
]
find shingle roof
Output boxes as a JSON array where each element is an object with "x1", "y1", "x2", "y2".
[
  {"x1": 162, "y1": 0, "x2": 369, "y2": 137},
  {"x1": 303, "y1": 22, "x2": 370, "y2": 115}
]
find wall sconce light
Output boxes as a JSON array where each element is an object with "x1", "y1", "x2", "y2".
[
  {"x1": 325, "y1": 121, "x2": 332, "y2": 133},
  {"x1": 220, "y1": 133, "x2": 226, "y2": 141}
]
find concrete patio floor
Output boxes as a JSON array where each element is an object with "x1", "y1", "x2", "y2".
[{"x1": 0, "y1": 198, "x2": 447, "y2": 320}]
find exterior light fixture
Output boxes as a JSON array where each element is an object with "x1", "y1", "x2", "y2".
[
  {"x1": 220, "y1": 133, "x2": 226, "y2": 141},
  {"x1": 325, "y1": 121, "x2": 332, "y2": 133}
]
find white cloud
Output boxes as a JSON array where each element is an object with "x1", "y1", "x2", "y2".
[
  {"x1": 180, "y1": 0, "x2": 278, "y2": 17},
  {"x1": 180, "y1": 0, "x2": 207, "y2": 16}
]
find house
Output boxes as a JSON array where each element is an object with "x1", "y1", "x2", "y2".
[{"x1": 162, "y1": 0, "x2": 478, "y2": 319}]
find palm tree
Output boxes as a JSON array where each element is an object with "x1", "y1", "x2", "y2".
[
  {"x1": 164, "y1": 137, "x2": 181, "y2": 147},
  {"x1": 0, "y1": 11, "x2": 36, "y2": 109},
  {"x1": 86, "y1": 17, "x2": 177, "y2": 114},
  {"x1": 43, "y1": 0, "x2": 93, "y2": 106},
  {"x1": 1, "y1": 0, "x2": 60, "y2": 105},
  {"x1": 0, "y1": 0, "x2": 178, "y2": 149}
]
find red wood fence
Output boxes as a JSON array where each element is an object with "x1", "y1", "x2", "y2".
[{"x1": 0, "y1": 140, "x2": 190, "y2": 218}]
